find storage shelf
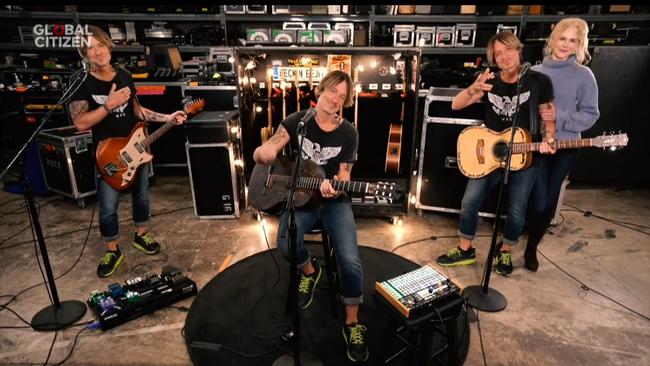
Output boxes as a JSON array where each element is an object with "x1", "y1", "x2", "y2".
[
  {"x1": 421, "y1": 47, "x2": 487, "y2": 55},
  {"x1": 0, "y1": 43, "x2": 215, "y2": 53}
]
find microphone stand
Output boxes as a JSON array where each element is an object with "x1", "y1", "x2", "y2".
[
  {"x1": 273, "y1": 116, "x2": 321, "y2": 366},
  {"x1": 463, "y1": 65, "x2": 528, "y2": 312},
  {"x1": 0, "y1": 68, "x2": 89, "y2": 330}
]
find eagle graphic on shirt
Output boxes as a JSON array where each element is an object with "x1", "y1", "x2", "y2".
[
  {"x1": 92, "y1": 94, "x2": 129, "y2": 118},
  {"x1": 487, "y1": 91, "x2": 530, "y2": 118},
  {"x1": 298, "y1": 135, "x2": 342, "y2": 165}
]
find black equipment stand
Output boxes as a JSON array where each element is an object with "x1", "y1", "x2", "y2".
[
  {"x1": 463, "y1": 63, "x2": 530, "y2": 312},
  {"x1": 273, "y1": 116, "x2": 322, "y2": 366},
  {"x1": 0, "y1": 69, "x2": 89, "y2": 330}
]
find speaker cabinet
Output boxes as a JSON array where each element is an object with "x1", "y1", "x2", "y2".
[
  {"x1": 415, "y1": 90, "x2": 500, "y2": 217},
  {"x1": 186, "y1": 142, "x2": 244, "y2": 218}
]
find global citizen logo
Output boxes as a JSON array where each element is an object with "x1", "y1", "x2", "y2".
[{"x1": 33, "y1": 24, "x2": 92, "y2": 48}]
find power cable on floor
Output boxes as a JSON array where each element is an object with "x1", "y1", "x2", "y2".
[
  {"x1": 537, "y1": 248, "x2": 650, "y2": 322},
  {"x1": 475, "y1": 309, "x2": 488, "y2": 366},
  {"x1": 391, "y1": 234, "x2": 493, "y2": 253},
  {"x1": 564, "y1": 203, "x2": 650, "y2": 235}
]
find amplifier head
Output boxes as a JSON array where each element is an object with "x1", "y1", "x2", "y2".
[
  {"x1": 246, "y1": 28, "x2": 271, "y2": 44},
  {"x1": 272, "y1": 29, "x2": 296, "y2": 44},
  {"x1": 323, "y1": 30, "x2": 348, "y2": 45}
]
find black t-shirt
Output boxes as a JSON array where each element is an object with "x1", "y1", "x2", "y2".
[
  {"x1": 281, "y1": 110, "x2": 358, "y2": 179},
  {"x1": 482, "y1": 70, "x2": 554, "y2": 141},
  {"x1": 70, "y1": 67, "x2": 137, "y2": 147}
]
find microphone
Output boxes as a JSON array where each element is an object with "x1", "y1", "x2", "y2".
[
  {"x1": 519, "y1": 62, "x2": 531, "y2": 79},
  {"x1": 81, "y1": 59, "x2": 90, "y2": 74},
  {"x1": 298, "y1": 108, "x2": 316, "y2": 128}
]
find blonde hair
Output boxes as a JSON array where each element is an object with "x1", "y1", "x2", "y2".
[
  {"x1": 486, "y1": 31, "x2": 524, "y2": 66},
  {"x1": 77, "y1": 25, "x2": 113, "y2": 59},
  {"x1": 545, "y1": 18, "x2": 591, "y2": 64},
  {"x1": 316, "y1": 70, "x2": 354, "y2": 108}
]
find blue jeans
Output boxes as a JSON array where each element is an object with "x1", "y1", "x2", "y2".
[
  {"x1": 459, "y1": 162, "x2": 539, "y2": 246},
  {"x1": 277, "y1": 197, "x2": 363, "y2": 305},
  {"x1": 97, "y1": 164, "x2": 150, "y2": 243}
]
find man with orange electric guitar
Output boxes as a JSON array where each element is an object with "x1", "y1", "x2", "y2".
[
  {"x1": 436, "y1": 31, "x2": 557, "y2": 277},
  {"x1": 68, "y1": 25, "x2": 187, "y2": 278}
]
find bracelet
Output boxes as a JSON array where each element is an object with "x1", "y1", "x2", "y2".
[{"x1": 101, "y1": 104, "x2": 111, "y2": 113}]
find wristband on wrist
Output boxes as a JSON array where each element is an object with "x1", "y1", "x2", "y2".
[{"x1": 101, "y1": 104, "x2": 111, "y2": 113}]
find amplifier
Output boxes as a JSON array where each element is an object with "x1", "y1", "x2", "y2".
[
  {"x1": 185, "y1": 110, "x2": 238, "y2": 144},
  {"x1": 394, "y1": 25, "x2": 415, "y2": 47},
  {"x1": 375, "y1": 263, "x2": 460, "y2": 318},
  {"x1": 323, "y1": 30, "x2": 348, "y2": 45},
  {"x1": 311, "y1": 5, "x2": 327, "y2": 14},
  {"x1": 333, "y1": 23, "x2": 354, "y2": 46},
  {"x1": 246, "y1": 28, "x2": 271, "y2": 44},
  {"x1": 245, "y1": 5, "x2": 266, "y2": 14},
  {"x1": 454, "y1": 24, "x2": 477, "y2": 47},
  {"x1": 272, "y1": 29, "x2": 296, "y2": 44},
  {"x1": 497, "y1": 24, "x2": 518, "y2": 36},
  {"x1": 282, "y1": 22, "x2": 306, "y2": 31},
  {"x1": 88, "y1": 265, "x2": 197, "y2": 331},
  {"x1": 272, "y1": 5, "x2": 290, "y2": 14},
  {"x1": 416, "y1": 26, "x2": 436, "y2": 47},
  {"x1": 436, "y1": 26, "x2": 456, "y2": 47},
  {"x1": 415, "y1": 5, "x2": 431, "y2": 14},
  {"x1": 37, "y1": 126, "x2": 96, "y2": 204},
  {"x1": 223, "y1": 5, "x2": 245, "y2": 14},
  {"x1": 298, "y1": 30, "x2": 322, "y2": 45},
  {"x1": 308, "y1": 22, "x2": 331, "y2": 30}
]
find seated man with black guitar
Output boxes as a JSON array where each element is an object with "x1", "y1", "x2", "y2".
[
  {"x1": 252, "y1": 70, "x2": 369, "y2": 362},
  {"x1": 436, "y1": 31, "x2": 556, "y2": 277},
  {"x1": 68, "y1": 25, "x2": 187, "y2": 278}
]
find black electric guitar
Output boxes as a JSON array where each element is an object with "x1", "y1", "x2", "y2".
[{"x1": 248, "y1": 157, "x2": 400, "y2": 210}]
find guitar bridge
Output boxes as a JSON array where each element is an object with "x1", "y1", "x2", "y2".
[{"x1": 103, "y1": 162, "x2": 118, "y2": 176}]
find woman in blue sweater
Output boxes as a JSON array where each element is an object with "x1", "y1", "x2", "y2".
[{"x1": 526, "y1": 18, "x2": 600, "y2": 271}]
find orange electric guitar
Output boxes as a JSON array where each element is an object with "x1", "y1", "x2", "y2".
[{"x1": 96, "y1": 97, "x2": 205, "y2": 191}]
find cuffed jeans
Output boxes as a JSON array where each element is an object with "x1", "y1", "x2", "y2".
[
  {"x1": 277, "y1": 196, "x2": 363, "y2": 305},
  {"x1": 97, "y1": 164, "x2": 150, "y2": 243},
  {"x1": 459, "y1": 162, "x2": 539, "y2": 246}
]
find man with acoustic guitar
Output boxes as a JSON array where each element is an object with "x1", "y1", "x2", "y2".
[
  {"x1": 253, "y1": 70, "x2": 369, "y2": 362},
  {"x1": 436, "y1": 31, "x2": 557, "y2": 277},
  {"x1": 68, "y1": 26, "x2": 187, "y2": 278}
]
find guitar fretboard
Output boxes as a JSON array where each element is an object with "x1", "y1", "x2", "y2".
[
  {"x1": 271, "y1": 175, "x2": 371, "y2": 194},
  {"x1": 142, "y1": 120, "x2": 176, "y2": 149},
  {"x1": 512, "y1": 138, "x2": 592, "y2": 153}
]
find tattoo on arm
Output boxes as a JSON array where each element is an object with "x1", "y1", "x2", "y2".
[
  {"x1": 69, "y1": 101, "x2": 88, "y2": 122},
  {"x1": 141, "y1": 108, "x2": 170, "y2": 122},
  {"x1": 342, "y1": 163, "x2": 353, "y2": 173},
  {"x1": 271, "y1": 125, "x2": 288, "y2": 144}
]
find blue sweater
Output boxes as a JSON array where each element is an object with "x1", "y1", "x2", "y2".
[{"x1": 532, "y1": 55, "x2": 600, "y2": 141}]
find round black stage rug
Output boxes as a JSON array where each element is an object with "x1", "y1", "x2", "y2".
[{"x1": 184, "y1": 246, "x2": 469, "y2": 365}]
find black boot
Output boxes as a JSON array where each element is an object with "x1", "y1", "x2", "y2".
[
  {"x1": 525, "y1": 213, "x2": 552, "y2": 272},
  {"x1": 524, "y1": 241, "x2": 539, "y2": 272}
]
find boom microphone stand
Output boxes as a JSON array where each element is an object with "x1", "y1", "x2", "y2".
[
  {"x1": 0, "y1": 66, "x2": 89, "y2": 330},
  {"x1": 273, "y1": 109, "x2": 321, "y2": 366},
  {"x1": 462, "y1": 62, "x2": 531, "y2": 312}
]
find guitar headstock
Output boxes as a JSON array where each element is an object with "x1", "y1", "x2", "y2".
[
  {"x1": 182, "y1": 97, "x2": 205, "y2": 116},
  {"x1": 367, "y1": 181, "x2": 402, "y2": 201},
  {"x1": 592, "y1": 132, "x2": 629, "y2": 151}
]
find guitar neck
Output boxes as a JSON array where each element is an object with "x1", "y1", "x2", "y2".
[
  {"x1": 296, "y1": 177, "x2": 369, "y2": 194},
  {"x1": 142, "y1": 120, "x2": 176, "y2": 149},
  {"x1": 513, "y1": 138, "x2": 593, "y2": 153}
]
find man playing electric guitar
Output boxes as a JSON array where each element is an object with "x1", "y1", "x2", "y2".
[
  {"x1": 68, "y1": 25, "x2": 187, "y2": 278},
  {"x1": 436, "y1": 31, "x2": 557, "y2": 277}
]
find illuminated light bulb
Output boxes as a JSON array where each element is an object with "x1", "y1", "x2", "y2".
[
  {"x1": 397, "y1": 219, "x2": 404, "y2": 226},
  {"x1": 355, "y1": 85, "x2": 362, "y2": 93},
  {"x1": 358, "y1": 64, "x2": 365, "y2": 72},
  {"x1": 389, "y1": 66, "x2": 396, "y2": 75},
  {"x1": 250, "y1": 77, "x2": 257, "y2": 84},
  {"x1": 234, "y1": 159, "x2": 244, "y2": 167},
  {"x1": 410, "y1": 195, "x2": 416, "y2": 205},
  {"x1": 228, "y1": 56, "x2": 235, "y2": 63},
  {"x1": 371, "y1": 60, "x2": 378, "y2": 68},
  {"x1": 301, "y1": 57, "x2": 310, "y2": 66},
  {"x1": 393, "y1": 53, "x2": 402, "y2": 60},
  {"x1": 242, "y1": 76, "x2": 249, "y2": 84},
  {"x1": 255, "y1": 106, "x2": 262, "y2": 113},
  {"x1": 245, "y1": 61, "x2": 255, "y2": 70}
]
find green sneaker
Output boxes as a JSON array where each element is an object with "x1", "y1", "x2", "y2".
[
  {"x1": 436, "y1": 246, "x2": 477, "y2": 267},
  {"x1": 342, "y1": 323, "x2": 369, "y2": 362},
  {"x1": 495, "y1": 251, "x2": 513, "y2": 277},
  {"x1": 133, "y1": 232, "x2": 161, "y2": 255},
  {"x1": 97, "y1": 250, "x2": 124, "y2": 277},
  {"x1": 297, "y1": 261, "x2": 322, "y2": 309}
]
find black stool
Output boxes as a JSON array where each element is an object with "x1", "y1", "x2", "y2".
[{"x1": 304, "y1": 225, "x2": 339, "y2": 317}]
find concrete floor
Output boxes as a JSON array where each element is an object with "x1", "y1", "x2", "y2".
[{"x1": 0, "y1": 175, "x2": 648, "y2": 365}]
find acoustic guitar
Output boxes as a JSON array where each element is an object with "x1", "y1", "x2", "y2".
[
  {"x1": 385, "y1": 88, "x2": 405, "y2": 175},
  {"x1": 96, "y1": 97, "x2": 205, "y2": 191},
  {"x1": 248, "y1": 157, "x2": 400, "y2": 210},
  {"x1": 456, "y1": 126, "x2": 629, "y2": 178}
]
